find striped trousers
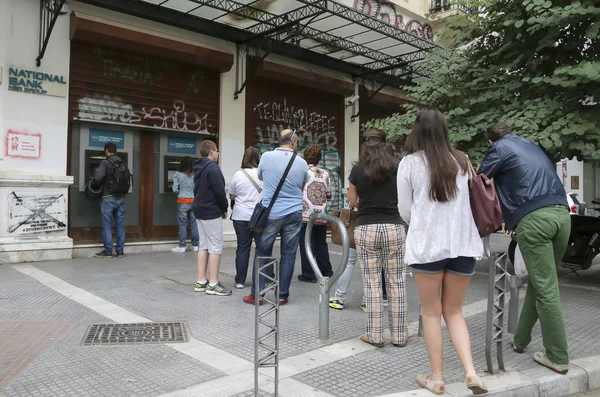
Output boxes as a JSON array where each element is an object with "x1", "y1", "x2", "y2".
[{"x1": 355, "y1": 223, "x2": 407, "y2": 345}]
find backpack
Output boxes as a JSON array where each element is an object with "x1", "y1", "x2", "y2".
[{"x1": 105, "y1": 156, "x2": 132, "y2": 195}]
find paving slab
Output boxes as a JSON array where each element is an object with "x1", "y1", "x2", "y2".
[{"x1": 1, "y1": 248, "x2": 600, "y2": 397}]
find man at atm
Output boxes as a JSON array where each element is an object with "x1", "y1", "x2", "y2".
[{"x1": 92, "y1": 142, "x2": 127, "y2": 259}]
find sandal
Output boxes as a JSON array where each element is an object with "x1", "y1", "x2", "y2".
[
  {"x1": 466, "y1": 374, "x2": 488, "y2": 395},
  {"x1": 416, "y1": 374, "x2": 445, "y2": 395},
  {"x1": 359, "y1": 334, "x2": 384, "y2": 348}
]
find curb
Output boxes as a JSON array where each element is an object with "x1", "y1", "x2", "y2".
[{"x1": 376, "y1": 354, "x2": 600, "y2": 397}]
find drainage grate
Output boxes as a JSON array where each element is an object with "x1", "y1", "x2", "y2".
[{"x1": 82, "y1": 321, "x2": 189, "y2": 346}]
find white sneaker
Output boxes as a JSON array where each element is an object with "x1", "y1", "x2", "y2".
[
  {"x1": 192, "y1": 247, "x2": 199, "y2": 252},
  {"x1": 171, "y1": 247, "x2": 186, "y2": 253},
  {"x1": 235, "y1": 283, "x2": 244, "y2": 289}
]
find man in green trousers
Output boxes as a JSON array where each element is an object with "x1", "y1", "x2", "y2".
[{"x1": 478, "y1": 123, "x2": 570, "y2": 374}]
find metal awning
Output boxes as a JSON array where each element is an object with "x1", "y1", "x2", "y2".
[{"x1": 77, "y1": 0, "x2": 438, "y2": 88}]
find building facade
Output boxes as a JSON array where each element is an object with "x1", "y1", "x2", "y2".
[{"x1": 0, "y1": 0, "x2": 453, "y2": 263}]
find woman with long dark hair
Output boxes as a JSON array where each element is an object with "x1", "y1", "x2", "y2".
[
  {"x1": 229, "y1": 147, "x2": 263, "y2": 289},
  {"x1": 172, "y1": 156, "x2": 199, "y2": 253},
  {"x1": 397, "y1": 109, "x2": 487, "y2": 395},
  {"x1": 348, "y1": 128, "x2": 407, "y2": 348}
]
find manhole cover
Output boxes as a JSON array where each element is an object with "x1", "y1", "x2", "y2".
[{"x1": 82, "y1": 322, "x2": 189, "y2": 346}]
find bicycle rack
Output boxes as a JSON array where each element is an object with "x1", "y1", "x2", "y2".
[
  {"x1": 484, "y1": 236, "x2": 507, "y2": 373},
  {"x1": 254, "y1": 256, "x2": 279, "y2": 397},
  {"x1": 305, "y1": 213, "x2": 350, "y2": 340}
]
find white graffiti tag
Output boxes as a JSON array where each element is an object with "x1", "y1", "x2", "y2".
[{"x1": 78, "y1": 97, "x2": 209, "y2": 133}]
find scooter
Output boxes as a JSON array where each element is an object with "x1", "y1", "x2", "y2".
[{"x1": 508, "y1": 213, "x2": 600, "y2": 273}]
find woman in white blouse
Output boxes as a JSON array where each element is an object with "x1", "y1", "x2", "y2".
[
  {"x1": 229, "y1": 147, "x2": 263, "y2": 289},
  {"x1": 397, "y1": 109, "x2": 487, "y2": 395}
]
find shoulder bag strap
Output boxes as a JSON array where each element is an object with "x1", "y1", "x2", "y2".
[
  {"x1": 267, "y1": 152, "x2": 297, "y2": 210},
  {"x1": 241, "y1": 169, "x2": 262, "y2": 193}
]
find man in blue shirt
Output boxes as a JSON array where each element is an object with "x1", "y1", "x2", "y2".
[{"x1": 243, "y1": 129, "x2": 309, "y2": 305}]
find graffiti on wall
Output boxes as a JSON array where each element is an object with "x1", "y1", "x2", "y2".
[
  {"x1": 78, "y1": 97, "x2": 210, "y2": 133},
  {"x1": 253, "y1": 99, "x2": 343, "y2": 211},
  {"x1": 8, "y1": 192, "x2": 67, "y2": 235},
  {"x1": 353, "y1": 0, "x2": 434, "y2": 41}
]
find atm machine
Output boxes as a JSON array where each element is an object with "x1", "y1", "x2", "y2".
[
  {"x1": 84, "y1": 150, "x2": 129, "y2": 180},
  {"x1": 164, "y1": 156, "x2": 198, "y2": 193}
]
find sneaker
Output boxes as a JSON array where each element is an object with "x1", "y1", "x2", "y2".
[
  {"x1": 94, "y1": 251, "x2": 112, "y2": 258},
  {"x1": 360, "y1": 302, "x2": 367, "y2": 312},
  {"x1": 329, "y1": 299, "x2": 345, "y2": 310},
  {"x1": 235, "y1": 283, "x2": 244, "y2": 289},
  {"x1": 194, "y1": 281, "x2": 208, "y2": 292},
  {"x1": 533, "y1": 352, "x2": 569, "y2": 374},
  {"x1": 206, "y1": 282, "x2": 232, "y2": 296},
  {"x1": 279, "y1": 298, "x2": 289, "y2": 305},
  {"x1": 192, "y1": 247, "x2": 199, "y2": 252},
  {"x1": 116, "y1": 252, "x2": 124, "y2": 258},
  {"x1": 172, "y1": 246, "x2": 186, "y2": 253},
  {"x1": 243, "y1": 293, "x2": 263, "y2": 305}
]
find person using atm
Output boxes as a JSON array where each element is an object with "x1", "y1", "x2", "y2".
[{"x1": 92, "y1": 142, "x2": 129, "y2": 259}]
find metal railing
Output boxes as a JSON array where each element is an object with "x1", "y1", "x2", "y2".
[
  {"x1": 254, "y1": 256, "x2": 280, "y2": 397},
  {"x1": 304, "y1": 213, "x2": 350, "y2": 340},
  {"x1": 429, "y1": 0, "x2": 476, "y2": 15}
]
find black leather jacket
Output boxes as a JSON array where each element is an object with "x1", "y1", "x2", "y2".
[{"x1": 478, "y1": 134, "x2": 567, "y2": 230}]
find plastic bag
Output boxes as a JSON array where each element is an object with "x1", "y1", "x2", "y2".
[{"x1": 514, "y1": 244, "x2": 529, "y2": 277}]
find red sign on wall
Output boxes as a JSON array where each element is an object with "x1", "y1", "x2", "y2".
[{"x1": 5, "y1": 129, "x2": 42, "y2": 159}]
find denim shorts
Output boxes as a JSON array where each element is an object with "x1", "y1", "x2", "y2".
[{"x1": 410, "y1": 257, "x2": 476, "y2": 276}]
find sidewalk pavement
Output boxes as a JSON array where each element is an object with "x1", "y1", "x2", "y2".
[{"x1": 1, "y1": 245, "x2": 599, "y2": 397}]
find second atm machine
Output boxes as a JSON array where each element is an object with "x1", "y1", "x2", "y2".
[{"x1": 160, "y1": 134, "x2": 204, "y2": 194}]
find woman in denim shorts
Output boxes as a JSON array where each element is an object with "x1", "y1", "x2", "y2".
[{"x1": 397, "y1": 109, "x2": 487, "y2": 395}]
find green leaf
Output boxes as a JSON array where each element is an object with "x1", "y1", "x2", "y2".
[
  {"x1": 515, "y1": 20, "x2": 524, "y2": 28},
  {"x1": 543, "y1": 0, "x2": 552, "y2": 8}
]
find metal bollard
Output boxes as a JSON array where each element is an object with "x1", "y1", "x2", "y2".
[
  {"x1": 305, "y1": 213, "x2": 350, "y2": 340},
  {"x1": 484, "y1": 236, "x2": 507, "y2": 374},
  {"x1": 254, "y1": 256, "x2": 279, "y2": 397}
]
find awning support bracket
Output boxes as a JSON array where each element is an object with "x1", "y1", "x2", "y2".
[
  {"x1": 351, "y1": 83, "x2": 387, "y2": 122},
  {"x1": 234, "y1": 44, "x2": 272, "y2": 100},
  {"x1": 37, "y1": 0, "x2": 68, "y2": 67}
]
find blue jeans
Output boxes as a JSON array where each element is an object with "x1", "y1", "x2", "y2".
[
  {"x1": 251, "y1": 210, "x2": 302, "y2": 300},
  {"x1": 177, "y1": 203, "x2": 199, "y2": 248},
  {"x1": 333, "y1": 248, "x2": 385, "y2": 302},
  {"x1": 233, "y1": 220, "x2": 256, "y2": 284},
  {"x1": 333, "y1": 248, "x2": 358, "y2": 301},
  {"x1": 100, "y1": 196, "x2": 125, "y2": 254}
]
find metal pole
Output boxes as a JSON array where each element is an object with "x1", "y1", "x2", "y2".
[
  {"x1": 485, "y1": 240, "x2": 495, "y2": 374},
  {"x1": 305, "y1": 213, "x2": 350, "y2": 340},
  {"x1": 507, "y1": 274, "x2": 528, "y2": 333},
  {"x1": 508, "y1": 275, "x2": 519, "y2": 334}
]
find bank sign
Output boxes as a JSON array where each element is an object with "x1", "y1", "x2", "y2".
[{"x1": 7, "y1": 67, "x2": 67, "y2": 97}]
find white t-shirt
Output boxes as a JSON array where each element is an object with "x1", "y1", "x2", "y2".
[{"x1": 229, "y1": 168, "x2": 263, "y2": 222}]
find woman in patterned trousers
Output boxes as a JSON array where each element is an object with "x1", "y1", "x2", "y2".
[{"x1": 347, "y1": 128, "x2": 407, "y2": 348}]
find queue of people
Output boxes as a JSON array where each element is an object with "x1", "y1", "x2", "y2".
[{"x1": 152, "y1": 109, "x2": 570, "y2": 395}]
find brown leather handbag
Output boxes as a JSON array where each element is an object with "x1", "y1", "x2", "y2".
[
  {"x1": 330, "y1": 208, "x2": 357, "y2": 249},
  {"x1": 468, "y1": 161, "x2": 503, "y2": 237}
]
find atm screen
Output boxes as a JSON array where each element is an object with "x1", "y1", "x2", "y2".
[{"x1": 167, "y1": 170, "x2": 176, "y2": 183}]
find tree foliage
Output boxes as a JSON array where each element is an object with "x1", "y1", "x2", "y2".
[{"x1": 369, "y1": 0, "x2": 600, "y2": 163}]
